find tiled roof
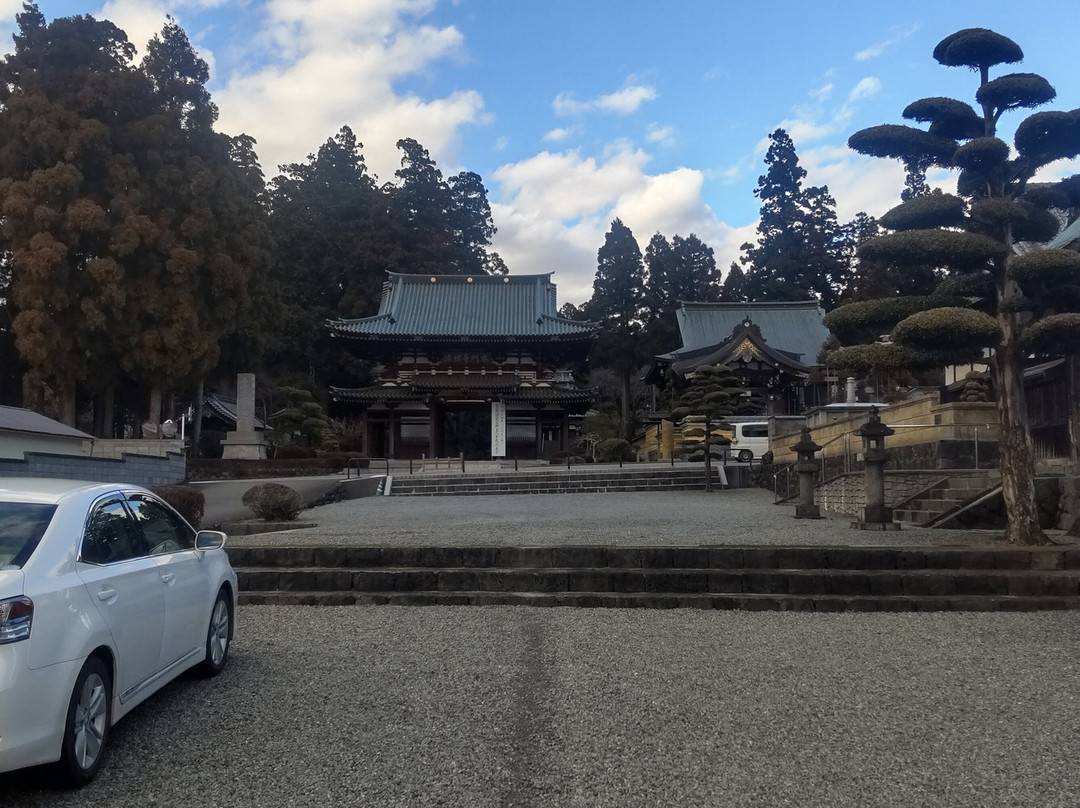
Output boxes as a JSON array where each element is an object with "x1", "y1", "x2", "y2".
[
  {"x1": 408, "y1": 375, "x2": 524, "y2": 393},
  {"x1": 328, "y1": 273, "x2": 596, "y2": 340},
  {"x1": 330, "y1": 381, "x2": 594, "y2": 405},
  {"x1": 204, "y1": 392, "x2": 266, "y2": 430},
  {"x1": 674, "y1": 300, "x2": 829, "y2": 366},
  {"x1": 1047, "y1": 217, "x2": 1080, "y2": 250},
  {"x1": 0, "y1": 405, "x2": 94, "y2": 440}
]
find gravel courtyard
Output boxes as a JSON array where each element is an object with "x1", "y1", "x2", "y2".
[
  {"x1": 4, "y1": 605, "x2": 1079, "y2": 808},
  {"x1": 6, "y1": 489, "x2": 1074, "y2": 806},
  {"x1": 229, "y1": 487, "x2": 1007, "y2": 548}
]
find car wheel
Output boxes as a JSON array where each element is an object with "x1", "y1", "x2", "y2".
[
  {"x1": 737, "y1": 449, "x2": 753, "y2": 463},
  {"x1": 59, "y1": 657, "x2": 111, "y2": 787},
  {"x1": 198, "y1": 590, "x2": 233, "y2": 677}
]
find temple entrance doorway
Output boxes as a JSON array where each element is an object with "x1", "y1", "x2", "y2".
[{"x1": 444, "y1": 404, "x2": 491, "y2": 460}]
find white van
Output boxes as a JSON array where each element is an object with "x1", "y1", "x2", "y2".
[{"x1": 729, "y1": 421, "x2": 769, "y2": 462}]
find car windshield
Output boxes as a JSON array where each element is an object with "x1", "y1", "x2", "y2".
[{"x1": 0, "y1": 502, "x2": 57, "y2": 569}]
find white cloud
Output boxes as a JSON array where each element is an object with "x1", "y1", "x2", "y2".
[
  {"x1": 97, "y1": 0, "x2": 170, "y2": 54},
  {"x1": 1033, "y1": 156, "x2": 1080, "y2": 184},
  {"x1": 848, "y1": 77, "x2": 881, "y2": 103},
  {"x1": 543, "y1": 127, "x2": 574, "y2": 143},
  {"x1": 799, "y1": 144, "x2": 907, "y2": 221},
  {"x1": 810, "y1": 83, "x2": 834, "y2": 103},
  {"x1": 553, "y1": 84, "x2": 657, "y2": 117},
  {"x1": 646, "y1": 124, "x2": 675, "y2": 146},
  {"x1": 855, "y1": 23, "x2": 919, "y2": 62},
  {"x1": 491, "y1": 147, "x2": 740, "y2": 306},
  {"x1": 210, "y1": 0, "x2": 485, "y2": 182},
  {"x1": 0, "y1": 0, "x2": 23, "y2": 55}
]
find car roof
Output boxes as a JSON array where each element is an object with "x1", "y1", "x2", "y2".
[{"x1": 0, "y1": 478, "x2": 127, "y2": 505}]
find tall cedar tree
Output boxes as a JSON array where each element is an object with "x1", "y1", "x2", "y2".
[
  {"x1": 268, "y1": 126, "x2": 384, "y2": 381},
  {"x1": 738, "y1": 129, "x2": 848, "y2": 309},
  {"x1": 389, "y1": 138, "x2": 506, "y2": 277},
  {"x1": 0, "y1": 6, "x2": 269, "y2": 429},
  {"x1": 586, "y1": 219, "x2": 646, "y2": 438},
  {"x1": 642, "y1": 232, "x2": 720, "y2": 357},
  {"x1": 830, "y1": 28, "x2": 1080, "y2": 545}
]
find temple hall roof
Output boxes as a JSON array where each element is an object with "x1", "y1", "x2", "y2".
[
  {"x1": 328, "y1": 273, "x2": 596, "y2": 341},
  {"x1": 674, "y1": 300, "x2": 829, "y2": 366}
]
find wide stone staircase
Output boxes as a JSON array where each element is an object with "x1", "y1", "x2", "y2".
[
  {"x1": 230, "y1": 543, "x2": 1080, "y2": 612},
  {"x1": 387, "y1": 465, "x2": 734, "y2": 496}
]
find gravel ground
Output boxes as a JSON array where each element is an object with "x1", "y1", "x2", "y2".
[
  {"x1": 229, "y1": 488, "x2": 1009, "y2": 548},
  {"x1": 4, "y1": 605, "x2": 1079, "y2": 807}
]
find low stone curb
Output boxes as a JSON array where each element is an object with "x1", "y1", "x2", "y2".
[{"x1": 221, "y1": 520, "x2": 318, "y2": 536}]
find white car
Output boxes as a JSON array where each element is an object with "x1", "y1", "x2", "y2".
[{"x1": 0, "y1": 478, "x2": 237, "y2": 785}]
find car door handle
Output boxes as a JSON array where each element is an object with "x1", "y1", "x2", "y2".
[
  {"x1": 161, "y1": 572, "x2": 176, "y2": 584},
  {"x1": 97, "y1": 588, "x2": 118, "y2": 604}
]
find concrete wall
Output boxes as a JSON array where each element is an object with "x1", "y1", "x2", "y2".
[
  {"x1": 0, "y1": 432, "x2": 91, "y2": 460},
  {"x1": 91, "y1": 438, "x2": 185, "y2": 459},
  {"x1": 772, "y1": 394, "x2": 999, "y2": 470},
  {"x1": 0, "y1": 450, "x2": 186, "y2": 486}
]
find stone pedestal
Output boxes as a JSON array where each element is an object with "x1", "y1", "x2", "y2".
[{"x1": 221, "y1": 430, "x2": 267, "y2": 460}]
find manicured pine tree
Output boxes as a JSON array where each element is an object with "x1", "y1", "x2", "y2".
[{"x1": 830, "y1": 28, "x2": 1080, "y2": 545}]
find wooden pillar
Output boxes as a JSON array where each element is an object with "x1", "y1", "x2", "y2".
[
  {"x1": 560, "y1": 410, "x2": 569, "y2": 452},
  {"x1": 429, "y1": 397, "x2": 445, "y2": 458},
  {"x1": 534, "y1": 406, "x2": 544, "y2": 460},
  {"x1": 387, "y1": 406, "x2": 397, "y2": 459}
]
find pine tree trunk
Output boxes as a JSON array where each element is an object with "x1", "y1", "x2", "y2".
[
  {"x1": 1069, "y1": 354, "x2": 1080, "y2": 465},
  {"x1": 994, "y1": 335, "x2": 1046, "y2": 545},
  {"x1": 620, "y1": 369, "x2": 631, "y2": 439}
]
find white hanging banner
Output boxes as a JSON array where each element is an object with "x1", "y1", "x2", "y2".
[{"x1": 491, "y1": 400, "x2": 507, "y2": 458}]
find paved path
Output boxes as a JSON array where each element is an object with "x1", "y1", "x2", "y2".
[
  {"x1": 5, "y1": 606, "x2": 1078, "y2": 807},
  {"x1": 229, "y1": 487, "x2": 1010, "y2": 548}
]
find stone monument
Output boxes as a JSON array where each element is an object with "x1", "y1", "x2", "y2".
[{"x1": 220, "y1": 373, "x2": 267, "y2": 460}]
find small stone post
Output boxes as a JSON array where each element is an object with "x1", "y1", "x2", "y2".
[
  {"x1": 792, "y1": 428, "x2": 823, "y2": 519},
  {"x1": 852, "y1": 406, "x2": 898, "y2": 530}
]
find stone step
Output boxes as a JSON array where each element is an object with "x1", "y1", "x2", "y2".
[
  {"x1": 392, "y1": 484, "x2": 717, "y2": 496},
  {"x1": 234, "y1": 566, "x2": 1080, "y2": 598},
  {"x1": 237, "y1": 589, "x2": 1080, "y2": 612},
  {"x1": 388, "y1": 467, "x2": 726, "y2": 495},
  {"x1": 227, "y1": 545, "x2": 1080, "y2": 571}
]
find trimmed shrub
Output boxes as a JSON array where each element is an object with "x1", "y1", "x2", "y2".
[
  {"x1": 151, "y1": 485, "x2": 205, "y2": 529},
  {"x1": 242, "y1": 483, "x2": 305, "y2": 522},
  {"x1": 549, "y1": 452, "x2": 586, "y2": 465},
  {"x1": 596, "y1": 438, "x2": 634, "y2": 463},
  {"x1": 273, "y1": 443, "x2": 315, "y2": 460}
]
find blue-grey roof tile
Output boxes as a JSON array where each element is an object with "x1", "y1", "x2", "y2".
[
  {"x1": 329, "y1": 273, "x2": 595, "y2": 339},
  {"x1": 675, "y1": 300, "x2": 829, "y2": 365}
]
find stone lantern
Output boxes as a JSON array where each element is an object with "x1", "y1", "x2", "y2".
[
  {"x1": 853, "y1": 406, "x2": 899, "y2": 530},
  {"x1": 791, "y1": 428, "x2": 823, "y2": 519}
]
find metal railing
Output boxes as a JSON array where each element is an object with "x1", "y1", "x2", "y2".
[{"x1": 346, "y1": 457, "x2": 389, "y2": 479}]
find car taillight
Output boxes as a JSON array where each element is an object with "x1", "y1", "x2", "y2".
[{"x1": 0, "y1": 596, "x2": 32, "y2": 644}]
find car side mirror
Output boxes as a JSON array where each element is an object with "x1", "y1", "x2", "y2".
[{"x1": 195, "y1": 530, "x2": 227, "y2": 550}]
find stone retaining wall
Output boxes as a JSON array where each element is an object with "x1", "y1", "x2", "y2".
[{"x1": 0, "y1": 449, "x2": 186, "y2": 485}]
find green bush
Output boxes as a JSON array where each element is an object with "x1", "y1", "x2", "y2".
[
  {"x1": 596, "y1": 438, "x2": 634, "y2": 462},
  {"x1": 273, "y1": 443, "x2": 316, "y2": 460},
  {"x1": 151, "y1": 485, "x2": 205, "y2": 529},
  {"x1": 241, "y1": 482, "x2": 304, "y2": 522}
]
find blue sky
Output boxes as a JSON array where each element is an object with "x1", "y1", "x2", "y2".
[{"x1": 9, "y1": 1, "x2": 1080, "y2": 304}]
